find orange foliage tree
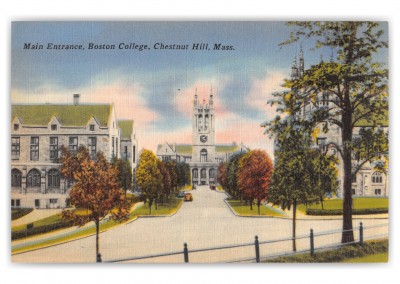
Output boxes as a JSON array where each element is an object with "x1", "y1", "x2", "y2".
[
  {"x1": 237, "y1": 150, "x2": 274, "y2": 215},
  {"x1": 60, "y1": 146, "x2": 130, "y2": 262}
]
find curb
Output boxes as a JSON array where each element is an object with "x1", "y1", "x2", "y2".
[{"x1": 224, "y1": 199, "x2": 288, "y2": 219}]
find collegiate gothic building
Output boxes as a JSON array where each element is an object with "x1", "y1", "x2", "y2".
[
  {"x1": 11, "y1": 94, "x2": 138, "y2": 209},
  {"x1": 157, "y1": 91, "x2": 248, "y2": 185},
  {"x1": 290, "y1": 49, "x2": 388, "y2": 197}
]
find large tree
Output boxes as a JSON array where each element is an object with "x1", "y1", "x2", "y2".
[
  {"x1": 237, "y1": 150, "x2": 273, "y2": 215},
  {"x1": 266, "y1": 21, "x2": 388, "y2": 243},
  {"x1": 113, "y1": 157, "x2": 133, "y2": 197},
  {"x1": 217, "y1": 162, "x2": 228, "y2": 191},
  {"x1": 136, "y1": 149, "x2": 162, "y2": 214},
  {"x1": 227, "y1": 151, "x2": 247, "y2": 200},
  {"x1": 157, "y1": 160, "x2": 171, "y2": 205},
  {"x1": 60, "y1": 147, "x2": 130, "y2": 262}
]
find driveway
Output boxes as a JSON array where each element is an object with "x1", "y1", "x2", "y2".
[{"x1": 12, "y1": 185, "x2": 388, "y2": 263}]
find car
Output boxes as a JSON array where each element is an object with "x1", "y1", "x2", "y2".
[
  {"x1": 184, "y1": 193, "x2": 193, "y2": 202},
  {"x1": 177, "y1": 190, "x2": 185, "y2": 198},
  {"x1": 210, "y1": 184, "x2": 216, "y2": 190}
]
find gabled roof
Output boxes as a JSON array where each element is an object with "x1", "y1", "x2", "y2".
[
  {"x1": 11, "y1": 104, "x2": 112, "y2": 127},
  {"x1": 117, "y1": 120, "x2": 134, "y2": 139}
]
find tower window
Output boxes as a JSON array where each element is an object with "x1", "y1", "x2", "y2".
[
  {"x1": 200, "y1": 149, "x2": 208, "y2": 162},
  {"x1": 372, "y1": 172, "x2": 383, "y2": 184}
]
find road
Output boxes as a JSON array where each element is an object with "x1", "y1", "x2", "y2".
[{"x1": 12, "y1": 185, "x2": 388, "y2": 263}]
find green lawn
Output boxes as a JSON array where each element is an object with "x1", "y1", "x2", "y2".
[
  {"x1": 297, "y1": 197, "x2": 388, "y2": 214},
  {"x1": 227, "y1": 200, "x2": 284, "y2": 217},
  {"x1": 12, "y1": 213, "x2": 64, "y2": 232},
  {"x1": 342, "y1": 252, "x2": 388, "y2": 263},
  {"x1": 131, "y1": 198, "x2": 183, "y2": 216}
]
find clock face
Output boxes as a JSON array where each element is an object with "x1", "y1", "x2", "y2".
[{"x1": 200, "y1": 135, "x2": 208, "y2": 143}]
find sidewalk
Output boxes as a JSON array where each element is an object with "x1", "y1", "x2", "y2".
[{"x1": 12, "y1": 209, "x2": 62, "y2": 227}]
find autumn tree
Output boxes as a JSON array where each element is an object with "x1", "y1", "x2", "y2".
[
  {"x1": 227, "y1": 151, "x2": 247, "y2": 200},
  {"x1": 157, "y1": 160, "x2": 171, "y2": 205},
  {"x1": 136, "y1": 149, "x2": 162, "y2": 214},
  {"x1": 113, "y1": 157, "x2": 133, "y2": 196},
  {"x1": 166, "y1": 161, "x2": 178, "y2": 194},
  {"x1": 266, "y1": 22, "x2": 388, "y2": 243},
  {"x1": 217, "y1": 162, "x2": 228, "y2": 191},
  {"x1": 176, "y1": 162, "x2": 190, "y2": 188},
  {"x1": 237, "y1": 150, "x2": 273, "y2": 215},
  {"x1": 60, "y1": 147, "x2": 130, "y2": 262}
]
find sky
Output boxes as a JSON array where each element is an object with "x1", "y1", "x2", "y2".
[{"x1": 11, "y1": 21, "x2": 388, "y2": 157}]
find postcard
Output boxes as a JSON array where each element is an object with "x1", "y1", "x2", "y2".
[{"x1": 11, "y1": 21, "x2": 389, "y2": 263}]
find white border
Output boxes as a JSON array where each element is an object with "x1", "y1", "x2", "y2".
[{"x1": 1, "y1": 1, "x2": 399, "y2": 284}]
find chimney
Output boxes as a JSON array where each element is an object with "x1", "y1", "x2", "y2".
[{"x1": 73, "y1": 94, "x2": 80, "y2": 106}]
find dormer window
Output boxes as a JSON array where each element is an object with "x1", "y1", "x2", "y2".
[
  {"x1": 51, "y1": 124, "x2": 57, "y2": 131},
  {"x1": 14, "y1": 124, "x2": 19, "y2": 131},
  {"x1": 90, "y1": 124, "x2": 95, "y2": 131}
]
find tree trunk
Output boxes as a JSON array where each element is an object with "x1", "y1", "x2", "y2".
[
  {"x1": 292, "y1": 200, "x2": 297, "y2": 252},
  {"x1": 149, "y1": 200, "x2": 152, "y2": 215},
  {"x1": 95, "y1": 219, "x2": 100, "y2": 261},
  {"x1": 257, "y1": 200, "x2": 261, "y2": 215},
  {"x1": 250, "y1": 199, "x2": 253, "y2": 210},
  {"x1": 320, "y1": 196, "x2": 324, "y2": 210},
  {"x1": 341, "y1": 107, "x2": 355, "y2": 243}
]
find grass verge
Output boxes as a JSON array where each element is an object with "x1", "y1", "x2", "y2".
[
  {"x1": 297, "y1": 197, "x2": 388, "y2": 215},
  {"x1": 227, "y1": 200, "x2": 284, "y2": 217},
  {"x1": 12, "y1": 208, "x2": 34, "y2": 220},
  {"x1": 264, "y1": 239, "x2": 388, "y2": 263},
  {"x1": 130, "y1": 197, "x2": 183, "y2": 216}
]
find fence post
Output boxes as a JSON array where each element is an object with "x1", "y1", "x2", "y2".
[
  {"x1": 310, "y1": 229, "x2": 315, "y2": 256},
  {"x1": 255, "y1": 235, "x2": 260, "y2": 263},
  {"x1": 96, "y1": 253, "x2": 102, "y2": 263},
  {"x1": 359, "y1": 222, "x2": 364, "y2": 245},
  {"x1": 183, "y1": 243, "x2": 189, "y2": 263}
]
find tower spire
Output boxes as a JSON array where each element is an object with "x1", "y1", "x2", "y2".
[{"x1": 291, "y1": 53, "x2": 298, "y2": 78}]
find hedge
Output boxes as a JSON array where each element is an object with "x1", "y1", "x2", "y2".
[
  {"x1": 306, "y1": 208, "x2": 388, "y2": 216},
  {"x1": 11, "y1": 208, "x2": 34, "y2": 220},
  {"x1": 12, "y1": 220, "x2": 74, "y2": 240},
  {"x1": 264, "y1": 240, "x2": 388, "y2": 263}
]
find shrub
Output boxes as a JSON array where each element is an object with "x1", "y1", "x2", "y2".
[
  {"x1": 306, "y1": 208, "x2": 388, "y2": 215},
  {"x1": 12, "y1": 220, "x2": 74, "y2": 240},
  {"x1": 11, "y1": 208, "x2": 33, "y2": 220}
]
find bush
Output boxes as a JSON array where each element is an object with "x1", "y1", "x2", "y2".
[
  {"x1": 264, "y1": 240, "x2": 388, "y2": 263},
  {"x1": 12, "y1": 220, "x2": 74, "y2": 240},
  {"x1": 306, "y1": 208, "x2": 388, "y2": 215},
  {"x1": 11, "y1": 208, "x2": 34, "y2": 220}
]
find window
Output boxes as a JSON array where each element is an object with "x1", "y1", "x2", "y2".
[
  {"x1": 352, "y1": 188, "x2": 356, "y2": 195},
  {"x1": 90, "y1": 124, "x2": 95, "y2": 131},
  {"x1": 11, "y1": 200, "x2": 14, "y2": 207},
  {"x1": 205, "y1": 115, "x2": 209, "y2": 131},
  {"x1": 116, "y1": 138, "x2": 118, "y2": 158},
  {"x1": 51, "y1": 124, "x2": 57, "y2": 131},
  {"x1": 11, "y1": 137, "x2": 20, "y2": 159},
  {"x1": 69, "y1": 137, "x2": 78, "y2": 153},
  {"x1": 201, "y1": 168, "x2": 206, "y2": 179},
  {"x1": 133, "y1": 146, "x2": 136, "y2": 161},
  {"x1": 27, "y1": 169, "x2": 41, "y2": 187},
  {"x1": 322, "y1": 91, "x2": 329, "y2": 106},
  {"x1": 162, "y1": 156, "x2": 171, "y2": 162},
  {"x1": 11, "y1": 169, "x2": 22, "y2": 187},
  {"x1": 124, "y1": 146, "x2": 128, "y2": 159},
  {"x1": 198, "y1": 115, "x2": 202, "y2": 131},
  {"x1": 30, "y1": 137, "x2": 39, "y2": 160},
  {"x1": 316, "y1": 137, "x2": 327, "y2": 146},
  {"x1": 372, "y1": 172, "x2": 383, "y2": 184},
  {"x1": 200, "y1": 149, "x2": 207, "y2": 162},
  {"x1": 88, "y1": 137, "x2": 97, "y2": 157},
  {"x1": 192, "y1": 168, "x2": 198, "y2": 178},
  {"x1": 50, "y1": 199, "x2": 58, "y2": 204},
  {"x1": 48, "y1": 169, "x2": 60, "y2": 188},
  {"x1": 352, "y1": 174, "x2": 357, "y2": 183},
  {"x1": 50, "y1": 137, "x2": 58, "y2": 160},
  {"x1": 375, "y1": 188, "x2": 382, "y2": 195},
  {"x1": 35, "y1": 199, "x2": 40, "y2": 208},
  {"x1": 14, "y1": 124, "x2": 19, "y2": 130},
  {"x1": 209, "y1": 168, "x2": 215, "y2": 178},
  {"x1": 112, "y1": 137, "x2": 115, "y2": 157}
]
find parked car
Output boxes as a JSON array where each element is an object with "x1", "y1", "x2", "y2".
[
  {"x1": 184, "y1": 193, "x2": 193, "y2": 202},
  {"x1": 177, "y1": 190, "x2": 185, "y2": 198},
  {"x1": 210, "y1": 184, "x2": 216, "y2": 190}
]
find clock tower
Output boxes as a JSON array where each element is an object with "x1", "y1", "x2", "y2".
[{"x1": 190, "y1": 90, "x2": 217, "y2": 185}]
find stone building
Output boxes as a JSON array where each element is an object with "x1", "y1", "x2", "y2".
[
  {"x1": 11, "y1": 94, "x2": 138, "y2": 209},
  {"x1": 157, "y1": 91, "x2": 248, "y2": 185},
  {"x1": 290, "y1": 49, "x2": 388, "y2": 197}
]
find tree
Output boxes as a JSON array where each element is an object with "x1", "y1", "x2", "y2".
[
  {"x1": 60, "y1": 147, "x2": 130, "y2": 262},
  {"x1": 227, "y1": 151, "x2": 246, "y2": 200},
  {"x1": 165, "y1": 161, "x2": 178, "y2": 194},
  {"x1": 217, "y1": 162, "x2": 228, "y2": 191},
  {"x1": 113, "y1": 158, "x2": 133, "y2": 197},
  {"x1": 136, "y1": 149, "x2": 162, "y2": 214},
  {"x1": 266, "y1": 22, "x2": 388, "y2": 243},
  {"x1": 237, "y1": 150, "x2": 273, "y2": 215},
  {"x1": 176, "y1": 162, "x2": 190, "y2": 187},
  {"x1": 157, "y1": 160, "x2": 171, "y2": 205}
]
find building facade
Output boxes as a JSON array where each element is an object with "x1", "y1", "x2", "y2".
[
  {"x1": 290, "y1": 49, "x2": 388, "y2": 197},
  {"x1": 11, "y1": 94, "x2": 138, "y2": 209},
  {"x1": 157, "y1": 91, "x2": 248, "y2": 185}
]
